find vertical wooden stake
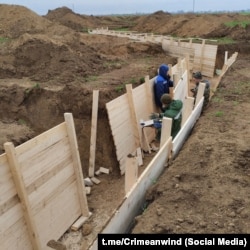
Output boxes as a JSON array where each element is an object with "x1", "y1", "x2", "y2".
[
  {"x1": 4, "y1": 142, "x2": 42, "y2": 250},
  {"x1": 181, "y1": 97, "x2": 195, "y2": 126},
  {"x1": 194, "y1": 82, "x2": 206, "y2": 108},
  {"x1": 88, "y1": 90, "x2": 99, "y2": 177},
  {"x1": 126, "y1": 84, "x2": 141, "y2": 149},
  {"x1": 160, "y1": 117, "x2": 172, "y2": 148},
  {"x1": 64, "y1": 113, "x2": 90, "y2": 217},
  {"x1": 125, "y1": 155, "x2": 138, "y2": 194},
  {"x1": 145, "y1": 75, "x2": 155, "y2": 113}
]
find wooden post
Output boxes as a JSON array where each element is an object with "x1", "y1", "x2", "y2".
[
  {"x1": 126, "y1": 84, "x2": 141, "y2": 149},
  {"x1": 145, "y1": 75, "x2": 155, "y2": 113},
  {"x1": 173, "y1": 73, "x2": 180, "y2": 88},
  {"x1": 64, "y1": 113, "x2": 90, "y2": 217},
  {"x1": 142, "y1": 127, "x2": 151, "y2": 154},
  {"x1": 224, "y1": 51, "x2": 228, "y2": 65},
  {"x1": 185, "y1": 55, "x2": 190, "y2": 84},
  {"x1": 160, "y1": 117, "x2": 172, "y2": 148},
  {"x1": 181, "y1": 97, "x2": 195, "y2": 126},
  {"x1": 194, "y1": 82, "x2": 206, "y2": 108},
  {"x1": 125, "y1": 155, "x2": 138, "y2": 194},
  {"x1": 199, "y1": 39, "x2": 206, "y2": 72},
  {"x1": 136, "y1": 147, "x2": 143, "y2": 166},
  {"x1": 88, "y1": 90, "x2": 99, "y2": 177},
  {"x1": 168, "y1": 64, "x2": 173, "y2": 77},
  {"x1": 168, "y1": 64, "x2": 174, "y2": 98},
  {"x1": 4, "y1": 142, "x2": 42, "y2": 250},
  {"x1": 177, "y1": 57, "x2": 182, "y2": 78},
  {"x1": 185, "y1": 54, "x2": 193, "y2": 98}
]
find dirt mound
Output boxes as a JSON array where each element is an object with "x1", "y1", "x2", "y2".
[
  {"x1": 44, "y1": 6, "x2": 99, "y2": 31},
  {"x1": 132, "y1": 12, "x2": 250, "y2": 40},
  {"x1": 0, "y1": 31, "x2": 107, "y2": 82},
  {"x1": 0, "y1": 5, "x2": 170, "y2": 84},
  {"x1": 0, "y1": 4, "x2": 52, "y2": 38}
]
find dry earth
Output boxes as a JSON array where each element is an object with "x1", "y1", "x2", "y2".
[{"x1": 0, "y1": 4, "x2": 249, "y2": 250}]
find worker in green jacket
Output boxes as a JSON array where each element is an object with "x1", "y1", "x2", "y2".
[{"x1": 151, "y1": 94, "x2": 183, "y2": 140}]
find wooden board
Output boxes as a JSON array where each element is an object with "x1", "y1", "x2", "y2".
[
  {"x1": 173, "y1": 97, "x2": 203, "y2": 157},
  {"x1": 89, "y1": 90, "x2": 99, "y2": 177}
]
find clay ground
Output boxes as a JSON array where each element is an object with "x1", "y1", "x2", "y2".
[{"x1": 0, "y1": 4, "x2": 250, "y2": 249}]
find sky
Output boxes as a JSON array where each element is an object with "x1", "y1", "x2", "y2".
[{"x1": 1, "y1": 0, "x2": 249, "y2": 15}]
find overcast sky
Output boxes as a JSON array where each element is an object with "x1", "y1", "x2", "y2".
[{"x1": 1, "y1": 0, "x2": 249, "y2": 15}]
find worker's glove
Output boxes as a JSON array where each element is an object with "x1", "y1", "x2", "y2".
[
  {"x1": 153, "y1": 121, "x2": 162, "y2": 129},
  {"x1": 149, "y1": 113, "x2": 160, "y2": 120},
  {"x1": 166, "y1": 74, "x2": 171, "y2": 80}
]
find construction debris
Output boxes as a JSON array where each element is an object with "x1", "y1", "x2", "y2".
[
  {"x1": 91, "y1": 177, "x2": 101, "y2": 184},
  {"x1": 99, "y1": 167, "x2": 110, "y2": 174},
  {"x1": 84, "y1": 177, "x2": 94, "y2": 186}
]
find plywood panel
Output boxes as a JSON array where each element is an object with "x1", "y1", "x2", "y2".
[
  {"x1": 1, "y1": 216, "x2": 32, "y2": 250},
  {"x1": 35, "y1": 181, "x2": 80, "y2": 245},
  {"x1": 112, "y1": 126, "x2": 134, "y2": 146},
  {"x1": 116, "y1": 135, "x2": 136, "y2": 160},
  {"x1": 26, "y1": 156, "x2": 72, "y2": 196},
  {"x1": 20, "y1": 138, "x2": 71, "y2": 186},
  {"x1": 16, "y1": 123, "x2": 67, "y2": 159},
  {"x1": 0, "y1": 154, "x2": 17, "y2": 206},
  {"x1": 108, "y1": 110, "x2": 132, "y2": 131},
  {"x1": 0, "y1": 203, "x2": 24, "y2": 234},
  {"x1": 0, "y1": 153, "x2": 32, "y2": 249},
  {"x1": 29, "y1": 163, "x2": 75, "y2": 213},
  {"x1": 173, "y1": 70, "x2": 188, "y2": 102}
]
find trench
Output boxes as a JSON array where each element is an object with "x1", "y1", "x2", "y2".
[{"x1": 0, "y1": 47, "x2": 231, "y2": 249}]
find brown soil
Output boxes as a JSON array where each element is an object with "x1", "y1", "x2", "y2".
[{"x1": 0, "y1": 4, "x2": 249, "y2": 249}]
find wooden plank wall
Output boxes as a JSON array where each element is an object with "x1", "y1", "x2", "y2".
[
  {"x1": 89, "y1": 29, "x2": 218, "y2": 78},
  {"x1": 0, "y1": 113, "x2": 89, "y2": 249},
  {"x1": 106, "y1": 95, "x2": 136, "y2": 175},
  {"x1": 162, "y1": 38, "x2": 218, "y2": 77},
  {"x1": 0, "y1": 153, "x2": 33, "y2": 249},
  {"x1": 106, "y1": 58, "x2": 189, "y2": 175}
]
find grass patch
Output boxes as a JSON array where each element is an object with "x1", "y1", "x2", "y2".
[
  {"x1": 139, "y1": 77, "x2": 145, "y2": 84},
  {"x1": 81, "y1": 28, "x2": 89, "y2": 33},
  {"x1": 130, "y1": 78, "x2": 137, "y2": 84},
  {"x1": 112, "y1": 27, "x2": 130, "y2": 32},
  {"x1": 215, "y1": 111, "x2": 224, "y2": 117},
  {"x1": 212, "y1": 96, "x2": 223, "y2": 103},
  {"x1": 215, "y1": 37, "x2": 236, "y2": 44},
  {"x1": 0, "y1": 37, "x2": 10, "y2": 44},
  {"x1": 25, "y1": 83, "x2": 40, "y2": 92},
  {"x1": 115, "y1": 84, "x2": 126, "y2": 92},
  {"x1": 103, "y1": 61, "x2": 124, "y2": 69},
  {"x1": 18, "y1": 119, "x2": 26, "y2": 125},
  {"x1": 231, "y1": 81, "x2": 250, "y2": 95},
  {"x1": 224, "y1": 20, "x2": 250, "y2": 29},
  {"x1": 85, "y1": 75, "x2": 98, "y2": 82}
]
